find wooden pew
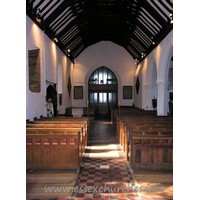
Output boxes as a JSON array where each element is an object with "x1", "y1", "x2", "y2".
[
  {"x1": 110, "y1": 107, "x2": 173, "y2": 170},
  {"x1": 26, "y1": 128, "x2": 82, "y2": 170},
  {"x1": 28, "y1": 117, "x2": 90, "y2": 148},
  {"x1": 129, "y1": 135, "x2": 173, "y2": 170}
]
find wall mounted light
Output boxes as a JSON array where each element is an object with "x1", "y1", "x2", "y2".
[
  {"x1": 54, "y1": 38, "x2": 58, "y2": 42},
  {"x1": 151, "y1": 37, "x2": 155, "y2": 45},
  {"x1": 36, "y1": 9, "x2": 41, "y2": 23},
  {"x1": 169, "y1": 13, "x2": 173, "y2": 24},
  {"x1": 135, "y1": 59, "x2": 138, "y2": 65},
  {"x1": 141, "y1": 52, "x2": 146, "y2": 58}
]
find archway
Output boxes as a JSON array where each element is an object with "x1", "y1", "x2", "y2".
[
  {"x1": 151, "y1": 64, "x2": 158, "y2": 110},
  {"x1": 88, "y1": 66, "x2": 118, "y2": 116},
  {"x1": 157, "y1": 41, "x2": 173, "y2": 116},
  {"x1": 144, "y1": 54, "x2": 157, "y2": 111},
  {"x1": 166, "y1": 56, "x2": 173, "y2": 114},
  {"x1": 47, "y1": 85, "x2": 57, "y2": 116}
]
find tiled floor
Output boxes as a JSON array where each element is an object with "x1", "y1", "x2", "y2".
[
  {"x1": 71, "y1": 117, "x2": 172, "y2": 200},
  {"x1": 28, "y1": 116, "x2": 173, "y2": 200},
  {"x1": 72, "y1": 117, "x2": 138, "y2": 200}
]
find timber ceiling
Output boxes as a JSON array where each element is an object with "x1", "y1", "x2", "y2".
[{"x1": 26, "y1": 0, "x2": 173, "y2": 63}]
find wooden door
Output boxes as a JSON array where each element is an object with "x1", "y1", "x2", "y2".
[{"x1": 98, "y1": 93, "x2": 108, "y2": 115}]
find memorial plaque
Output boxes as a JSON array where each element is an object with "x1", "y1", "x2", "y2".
[
  {"x1": 123, "y1": 86, "x2": 132, "y2": 99},
  {"x1": 74, "y1": 86, "x2": 83, "y2": 99}
]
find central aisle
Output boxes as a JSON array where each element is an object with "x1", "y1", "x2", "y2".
[{"x1": 72, "y1": 117, "x2": 137, "y2": 199}]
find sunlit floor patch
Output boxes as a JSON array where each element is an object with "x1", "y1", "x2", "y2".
[{"x1": 87, "y1": 150, "x2": 120, "y2": 158}]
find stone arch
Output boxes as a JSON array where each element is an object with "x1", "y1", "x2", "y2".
[
  {"x1": 157, "y1": 41, "x2": 173, "y2": 115},
  {"x1": 144, "y1": 54, "x2": 158, "y2": 110},
  {"x1": 157, "y1": 41, "x2": 173, "y2": 82},
  {"x1": 146, "y1": 54, "x2": 157, "y2": 86}
]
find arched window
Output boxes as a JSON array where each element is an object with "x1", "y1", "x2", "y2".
[
  {"x1": 88, "y1": 66, "x2": 118, "y2": 115},
  {"x1": 89, "y1": 66, "x2": 117, "y2": 85}
]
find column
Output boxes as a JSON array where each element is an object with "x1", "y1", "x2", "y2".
[
  {"x1": 156, "y1": 81, "x2": 168, "y2": 116},
  {"x1": 144, "y1": 84, "x2": 152, "y2": 110}
]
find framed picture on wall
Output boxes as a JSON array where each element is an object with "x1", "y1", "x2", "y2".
[
  {"x1": 123, "y1": 86, "x2": 132, "y2": 99},
  {"x1": 74, "y1": 86, "x2": 83, "y2": 99}
]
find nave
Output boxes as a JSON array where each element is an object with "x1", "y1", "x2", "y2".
[{"x1": 26, "y1": 116, "x2": 173, "y2": 200}]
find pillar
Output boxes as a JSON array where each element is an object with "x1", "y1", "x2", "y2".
[{"x1": 156, "y1": 81, "x2": 168, "y2": 116}]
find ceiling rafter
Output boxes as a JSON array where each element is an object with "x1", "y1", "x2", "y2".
[{"x1": 26, "y1": 0, "x2": 173, "y2": 63}]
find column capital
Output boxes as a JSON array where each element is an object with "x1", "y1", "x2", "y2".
[{"x1": 156, "y1": 80, "x2": 168, "y2": 86}]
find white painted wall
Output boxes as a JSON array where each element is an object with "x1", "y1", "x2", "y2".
[
  {"x1": 26, "y1": 15, "x2": 172, "y2": 119},
  {"x1": 133, "y1": 30, "x2": 173, "y2": 115},
  {"x1": 26, "y1": 16, "x2": 72, "y2": 120},
  {"x1": 72, "y1": 41, "x2": 136, "y2": 107}
]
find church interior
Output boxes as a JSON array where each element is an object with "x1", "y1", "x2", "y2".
[
  {"x1": 25, "y1": 0, "x2": 175, "y2": 199},
  {"x1": 0, "y1": 0, "x2": 196, "y2": 199}
]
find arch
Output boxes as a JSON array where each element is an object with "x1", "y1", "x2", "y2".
[
  {"x1": 157, "y1": 41, "x2": 173, "y2": 82},
  {"x1": 88, "y1": 66, "x2": 118, "y2": 85},
  {"x1": 145, "y1": 54, "x2": 157, "y2": 86},
  {"x1": 84, "y1": 61, "x2": 122, "y2": 110},
  {"x1": 157, "y1": 41, "x2": 173, "y2": 115},
  {"x1": 144, "y1": 54, "x2": 158, "y2": 110},
  {"x1": 88, "y1": 66, "x2": 118, "y2": 116},
  {"x1": 84, "y1": 61, "x2": 122, "y2": 86},
  {"x1": 46, "y1": 85, "x2": 57, "y2": 116}
]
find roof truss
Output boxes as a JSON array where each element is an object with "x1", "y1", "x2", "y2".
[{"x1": 26, "y1": 0, "x2": 173, "y2": 63}]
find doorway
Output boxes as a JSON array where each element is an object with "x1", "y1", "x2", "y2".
[
  {"x1": 88, "y1": 66, "x2": 118, "y2": 116},
  {"x1": 46, "y1": 84, "x2": 57, "y2": 116}
]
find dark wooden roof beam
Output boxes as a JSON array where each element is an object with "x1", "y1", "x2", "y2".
[
  {"x1": 60, "y1": 25, "x2": 79, "y2": 42},
  {"x1": 141, "y1": 7, "x2": 162, "y2": 29},
  {"x1": 133, "y1": 31, "x2": 150, "y2": 48},
  {"x1": 32, "y1": 0, "x2": 45, "y2": 13},
  {"x1": 44, "y1": 0, "x2": 74, "y2": 25},
  {"x1": 137, "y1": 17, "x2": 158, "y2": 35},
  {"x1": 126, "y1": 46, "x2": 140, "y2": 59},
  {"x1": 40, "y1": 0, "x2": 54, "y2": 13},
  {"x1": 139, "y1": 0, "x2": 166, "y2": 26},
  {"x1": 42, "y1": 0, "x2": 63, "y2": 20},
  {"x1": 139, "y1": 11, "x2": 161, "y2": 33},
  {"x1": 53, "y1": 14, "x2": 76, "y2": 34},
  {"x1": 49, "y1": 7, "x2": 72, "y2": 30},
  {"x1": 56, "y1": 11, "x2": 101, "y2": 39},
  {"x1": 136, "y1": 26, "x2": 153, "y2": 45},
  {"x1": 157, "y1": 0, "x2": 173, "y2": 14},
  {"x1": 149, "y1": 1, "x2": 170, "y2": 22},
  {"x1": 166, "y1": 0, "x2": 173, "y2": 8},
  {"x1": 130, "y1": 38, "x2": 146, "y2": 53},
  {"x1": 67, "y1": 37, "x2": 83, "y2": 51},
  {"x1": 62, "y1": 28, "x2": 80, "y2": 45}
]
